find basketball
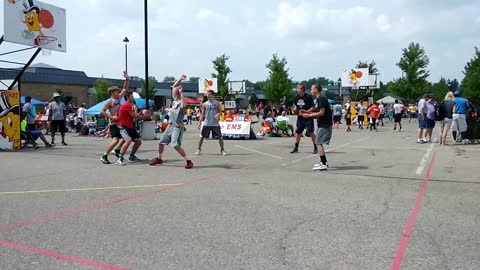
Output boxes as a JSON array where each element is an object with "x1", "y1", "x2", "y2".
[{"x1": 39, "y1": 10, "x2": 54, "y2": 29}]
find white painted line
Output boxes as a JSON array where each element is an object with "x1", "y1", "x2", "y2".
[
  {"x1": 234, "y1": 145, "x2": 283, "y2": 159},
  {"x1": 416, "y1": 143, "x2": 435, "y2": 175},
  {"x1": 264, "y1": 140, "x2": 285, "y2": 145},
  {"x1": 282, "y1": 136, "x2": 370, "y2": 166},
  {"x1": 350, "y1": 146, "x2": 420, "y2": 151}
]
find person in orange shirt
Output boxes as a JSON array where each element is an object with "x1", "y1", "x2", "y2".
[
  {"x1": 368, "y1": 102, "x2": 380, "y2": 132},
  {"x1": 224, "y1": 110, "x2": 234, "y2": 122}
]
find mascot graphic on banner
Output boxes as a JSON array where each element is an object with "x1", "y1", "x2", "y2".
[{"x1": 0, "y1": 90, "x2": 21, "y2": 150}]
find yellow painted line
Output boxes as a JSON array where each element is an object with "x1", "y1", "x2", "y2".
[{"x1": 0, "y1": 184, "x2": 182, "y2": 195}]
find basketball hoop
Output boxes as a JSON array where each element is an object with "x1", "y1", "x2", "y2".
[{"x1": 34, "y1": 36, "x2": 57, "y2": 47}]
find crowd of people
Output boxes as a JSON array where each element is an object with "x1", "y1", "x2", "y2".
[{"x1": 20, "y1": 71, "x2": 478, "y2": 172}]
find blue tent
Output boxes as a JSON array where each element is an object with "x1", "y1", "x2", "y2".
[
  {"x1": 84, "y1": 98, "x2": 154, "y2": 115},
  {"x1": 21, "y1": 96, "x2": 45, "y2": 106},
  {"x1": 21, "y1": 96, "x2": 45, "y2": 116}
]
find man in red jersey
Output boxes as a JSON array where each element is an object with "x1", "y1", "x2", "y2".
[{"x1": 115, "y1": 92, "x2": 150, "y2": 166}]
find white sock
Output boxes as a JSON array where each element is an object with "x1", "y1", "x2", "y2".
[
  {"x1": 184, "y1": 156, "x2": 189, "y2": 161},
  {"x1": 157, "y1": 154, "x2": 162, "y2": 159}
]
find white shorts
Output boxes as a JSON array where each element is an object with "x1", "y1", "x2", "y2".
[{"x1": 451, "y1": 114, "x2": 467, "y2": 132}]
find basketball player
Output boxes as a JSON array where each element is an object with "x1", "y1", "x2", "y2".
[
  {"x1": 100, "y1": 71, "x2": 129, "y2": 164},
  {"x1": 149, "y1": 75, "x2": 193, "y2": 169},
  {"x1": 196, "y1": 90, "x2": 227, "y2": 156}
]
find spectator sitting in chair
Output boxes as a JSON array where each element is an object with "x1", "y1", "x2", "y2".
[
  {"x1": 276, "y1": 111, "x2": 294, "y2": 136},
  {"x1": 225, "y1": 110, "x2": 234, "y2": 122},
  {"x1": 21, "y1": 118, "x2": 53, "y2": 149}
]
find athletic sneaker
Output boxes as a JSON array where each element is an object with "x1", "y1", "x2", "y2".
[
  {"x1": 148, "y1": 157, "x2": 163, "y2": 166},
  {"x1": 33, "y1": 143, "x2": 40, "y2": 149},
  {"x1": 314, "y1": 163, "x2": 329, "y2": 168},
  {"x1": 61, "y1": 141, "x2": 68, "y2": 146},
  {"x1": 115, "y1": 157, "x2": 126, "y2": 166},
  {"x1": 195, "y1": 149, "x2": 201, "y2": 155},
  {"x1": 128, "y1": 155, "x2": 140, "y2": 162},
  {"x1": 221, "y1": 150, "x2": 227, "y2": 156},
  {"x1": 312, "y1": 163, "x2": 328, "y2": 171},
  {"x1": 290, "y1": 148, "x2": 299, "y2": 153},
  {"x1": 417, "y1": 139, "x2": 425, "y2": 144},
  {"x1": 111, "y1": 149, "x2": 121, "y2": 158},
  {"x1": 45, "y1": 143, "x2": 54, "y2": 148},
  {"x1": 313, "y1": 148, "x2": 318, "y2": 154},
  {"x1": 185, "y1": 160, "x2": 194, "y2": 169},
  {"x1": 101, "y1": 156, "x2": 111, "y2": 164}
]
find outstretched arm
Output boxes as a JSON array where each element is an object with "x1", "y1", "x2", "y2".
[
  {"x1": 172, "y1": 74, "x2": 187, "y2": 88},
  {"x1": 120, "y1": 71, "x2": 129, "y2": 97}
]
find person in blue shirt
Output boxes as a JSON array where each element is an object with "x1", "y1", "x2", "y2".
[{"x1": 451, "y1": 90, "x2": 469, "y2": 143}]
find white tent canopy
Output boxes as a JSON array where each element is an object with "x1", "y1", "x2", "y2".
[{"x1": 377, "y1": 96, "x2": 397, "y2": 104}]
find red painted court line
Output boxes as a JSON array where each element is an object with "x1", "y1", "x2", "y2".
[
  {"x1": 0, "y1": 173, "x2": 223, "y2": 233},
  {"x1": 391, "y1": 152, "x2": 437, "y2": 270},
  {"x1": 0, "y1": 239, "x2": 127, "y2": 270}
]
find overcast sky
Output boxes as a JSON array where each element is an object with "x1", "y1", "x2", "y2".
[{"x1": 1, "y1": 0, "x2": 479, "y2": 84}]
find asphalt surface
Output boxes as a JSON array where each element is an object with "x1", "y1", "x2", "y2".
[{"x1": 0, "y1": 118, "x2": 479, "y2": 270}]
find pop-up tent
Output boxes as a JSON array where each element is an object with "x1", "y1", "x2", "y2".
[
  {"x1": 84, "y1": 98, "x2": 154, "y2": 115},
  {"x1": 21, "y1": 96, "x2": 45, "y2": 106},
  {"x1": 184, "y1": 97, "x2": 200, "y2": 105},
  {"x1": 377, "y1": 96, "x2": 397, "y2": 104}
]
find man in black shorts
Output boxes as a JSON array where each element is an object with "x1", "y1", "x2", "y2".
[
  {"x1": 100, "y1": 71, "x2": 129, "y2": 164},
  {"x1": 291, "y1": 84, "x2": 317, "y2": 154},
  {"x1": 196, "y1": 90, "x2": 226, "y2": 156},
  {"x1": 115, "y1": 92, "x2": 150, "y2": 166},
  {"x1": 47, "y1": 93, "x2": 67, "y2": 146},
  {"x1": 301, "y1": 84, "x2": 333, "y2": 171}
]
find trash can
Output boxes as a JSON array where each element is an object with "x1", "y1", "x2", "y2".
[{"x1": 141, "y1": 121, "x2": 157, "y2": 140}]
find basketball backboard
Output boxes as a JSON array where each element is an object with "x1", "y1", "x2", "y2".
[
  {"x1": 228, "y1": 81, "x2": 246, "y2": 94},
  {"x1": 3, "y1": 0, "x2": 67, "y2": 52},
  {"x1": 198, "y1": 78, "x2": 218, "y2": 94},
  {"x1": 341, "y1": 68, "x2": 369, "y2": 88}
]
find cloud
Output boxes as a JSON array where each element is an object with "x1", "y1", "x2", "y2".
[
  {"x1": 376, "y1": 15, "x2": 392, "y2": 32},
  {"x1": 476, "y1": 16, "x2": 480, "y2": 24},
  {"x1": 197, "y1": 8, "x2": 217, "y2": 20},
  {"x1": 303, "y1": 40, "x2": 333, "y2": 55},
  {"x1": 274, "y1": 2, "x2": 309, "y2": 38}
]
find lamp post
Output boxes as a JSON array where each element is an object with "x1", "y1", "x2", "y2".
[
  {"x1": 337, "y1": 78, "x2": 342, "y2": 98},
  {"x1": 123, "y1": 37, "x2": 129, "y2": 72},
  {"x1": 144, "y1": 0, "x2": 150, "y2": 108}
]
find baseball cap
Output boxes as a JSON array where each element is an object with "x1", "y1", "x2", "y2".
[{"x1": 53, "y1": 93, "x2": 61, "y2": 98}]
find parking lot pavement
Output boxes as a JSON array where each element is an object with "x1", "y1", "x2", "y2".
[{"x1": 1, "y1": 120, "x2": 479, "y2": 269}]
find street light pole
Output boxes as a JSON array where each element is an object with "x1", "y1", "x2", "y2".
[
  {"x1": 123, "y1": 37, "x2": 129, "y2": 73},
  {"x1": 144, "y1": 0, "x2": 149, "y2": 108}
]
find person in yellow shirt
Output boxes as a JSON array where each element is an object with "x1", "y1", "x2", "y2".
[
  {"x1": 408, "y1": 104, "x2": 417, "y2": 123},
  {"x1": 186, "y1": 107, "x2": 194, "y2": 125}
]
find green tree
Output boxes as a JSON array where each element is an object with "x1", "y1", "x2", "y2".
[
  {"x1": 298, "y1": 77, "x2": 334, "y2": 89},
  {"x1": 325, "y1": 91, "x2": 336, "y2": 100},
  {"x1": 140, "y1": 76, "x2": 157, "y2": 99},
  {"x1": 211, "y1": 54, "x2": 232, "y2": 99},
  {"x1": 431, "y1": 77, "x2": 449, "y2": 102},
  {"x1": 162, "y1": 76, "x2": 176, "y2": 82},
  {"x1": 461, "y1": 47, "x2": 480, "y2": 103},
  {"x1": 94, "y1": 78, "x2": 113, "y2": 102},
  {"x1": 253, "y1": 81, "x2": 265, "y2": 90},
  {"x1": 390, "y1": 42, "x2": 430, "y2": 101},
  {"x1": 356, "y1": 60, "x2": 378, "y2": 74},
  {"x1": 249, "y1": 93, "x2": 259, "y2": 106},
  {"x1": 263, "y1": 54, "x2": 294, "y2": 102}
]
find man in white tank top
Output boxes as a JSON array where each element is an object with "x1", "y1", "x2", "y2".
[{"x1": 100, "y1": 71, "x2": 129, "y2": 164}]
